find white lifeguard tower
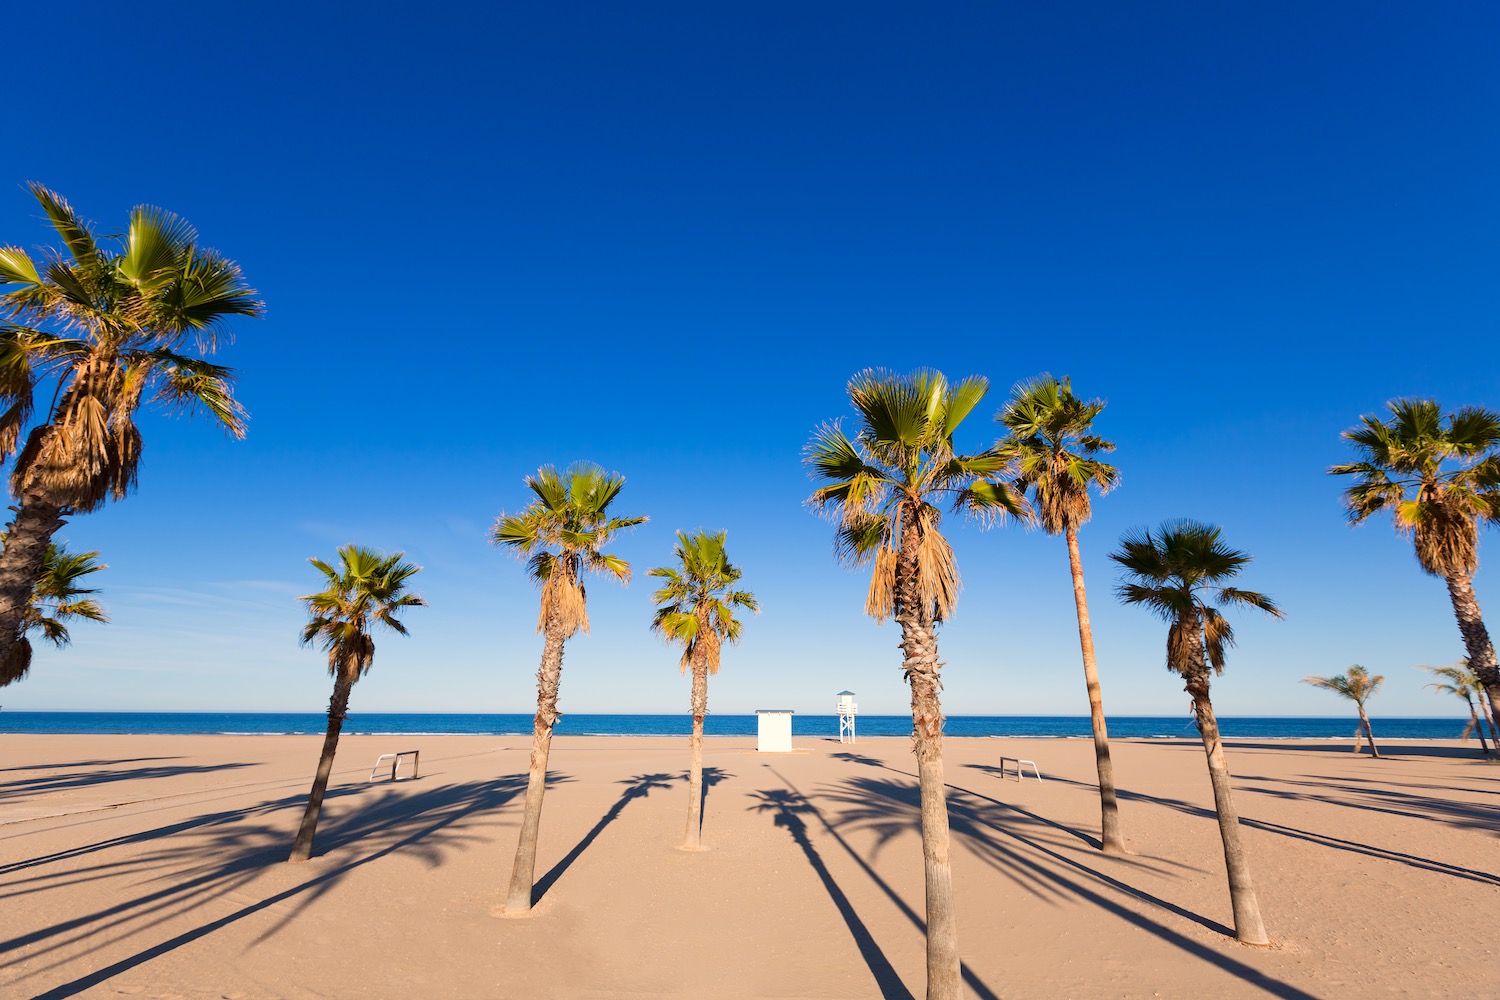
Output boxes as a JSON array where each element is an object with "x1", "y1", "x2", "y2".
[{"x1": 837, "y1": 690, "x2": 857, "y2": 744}]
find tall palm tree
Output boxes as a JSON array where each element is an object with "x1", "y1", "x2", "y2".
[
  {"x1": 0, "y1": 184, "x2": 260, "y2": 683},
  {"x1": 1422, "y1": 660, "x2": 1492, "y2": 754},
  {"x1": 1330, "y1": 400, "x2": 1500, "y2": 737},
  {"x1": 1, "y1": 540, "x2": 108, "y2": 685},
  {"x1": 1111, "y1": 520, "x2": 1283, "y2": 946},
  {"x1": 289, "y1": 545, "x2": 424, "y2": 862},
  {"x1": 1302, "y1": 665, "x2": 1385, "y2": 757},
  {"x1": 493, "y1": 463, "x2": 645, "y2": 914},
  {"x1": 648, "y1": 530, "x2": 758, "y2": 851},
  {"x1": 997, "y1": 374, "x2": 1125, "y2": 852},
  {"x1": 807, "y1": 368, "x2": 1025, "y2": 1000}
]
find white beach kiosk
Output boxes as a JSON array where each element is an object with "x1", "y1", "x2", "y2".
[{"x1": 755, "y1": 710, "x2": 794, "y2": 752}]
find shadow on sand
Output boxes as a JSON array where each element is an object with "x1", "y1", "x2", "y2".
[{"x1": 3, "y1": 774, "x2": 533, "y2": 999}]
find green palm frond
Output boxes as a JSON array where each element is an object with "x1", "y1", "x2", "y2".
[
  {"x1": 1113, "y1": 520, "x2": 1280, "y2": 683},
  {"x1": 0, "y1": 186, "x2": 261, "y2": 511},
  {"x1": 299, "y1": 545, "x2": 424, "y2": 679},
  {"x1": 1303, "y1": 664, "x2": 1384, "y2": 707},
  {"x1": 648, "y1": 530, "x2": 758, "y2": 675},
  {"x1": 808, "y1": 368, "x2": 1009, "y2": 626},
  {"x1": 1332, "y1": 398, "x2": 1500, "y2": 576},
  {"x1": 493, "y1": 462, "x2": 644, "y2": 638}
]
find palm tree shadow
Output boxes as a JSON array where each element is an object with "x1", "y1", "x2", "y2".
[
  {"x1": 531, "y1": 771, "x2": 675, "y2": 904},
  {"x1": 828, "y1": 775, "x2": 1319, "y2": 1000},
  {"x1": 10, "y1": 774, "x2": 531, "y2": 999},
  {"x1": 749, "y1": 788, "x2": 915, "y2": 1000},
  {"x1": 695, "y1": 766, "x2": 733, "y2": 836},
  {"x1": 961, "y1": 762, "x2": 1102, "y2": 849}
]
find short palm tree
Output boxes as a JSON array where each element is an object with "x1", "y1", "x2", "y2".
[
  {"x1": 1330, "y1": 400, "x2": 1500, "y2": 738},
  {"x1": 807, "y1": 368, "x2": 1025, "y2": 1000},
  {"x1": 1, "y1": 540, "x2": 108, "y2": 685},
  {"x1": 1422, "y1": 660, "x2": 1493, "y2": 754},
  {"x1": 648, "y1": 530, "x2": 758, "y2": 850},
  {"x1": 0, "y1": 184, "x2": 260, "y2": 684},
  {"x1": 1302, "y1": 665, "x2": 1384, "y2": 757},
  {"x1": 493, "y1": 463, "x2": 645, "y2": 914},
  {"x1": 997, "y1": 374, "x2": 1125, "y2": 852},
  {"x1": 1111, "y1": 520, "x2": 1283, "y2": 946},
  {"x1": 289, "y1": 545, "x2": 424, "y2": 862}
]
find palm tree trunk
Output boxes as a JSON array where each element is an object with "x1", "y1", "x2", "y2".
[
  {"x1": 682, "y1": 660, "x2": 708, "y2": 850},
  {"x1": 1477, "y1": 686, "x2": 1499, "y2": 749},
  {"x1": 1444, "y1": 572, "x2": 1500, "y2": 740},
  {"x1": 1065, "y1": 527, "x2": 1124, "y2": 853},
  {"x1": 506, "y1": 620, "x2": 567, "y2": 914},
  {"x1": 895, "y1": 507, "x2": 960, "y2": 1000},
  {"x1": 1464, "y1": 698, "x2": 1491, "y2": 753},
  {"x1": 1358, "y1": 706, "x2": 1380, "y2": 758},
  {"x1": 0, "y1": 496, "x2": 68, "y2": 686},
  {"x1": 289, "y1": 669, "x2": 354, "y2": 862},
  {"x1": 1187, "y1": 681, "x2": 1269, "y2": 945}
]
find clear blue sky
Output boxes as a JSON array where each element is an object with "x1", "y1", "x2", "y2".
[{"x1": 4, "y1": 2, "x2": 1496, "y2": 718}]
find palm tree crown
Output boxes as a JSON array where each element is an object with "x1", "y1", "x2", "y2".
[
  {"x1": 1302, "y1": 665, "x2": 1383, "y2": 707},
  {"x1": 491, "y1": 462, "x2": 647, "y2": 636},
  {"x1": 0, "y1": 183, "x2": 263, "y2": 511},
  {"x1": 300, "y1": 545, "x2": 426, "y2": 680},
  {"x1": 1111, "y1": 520, "x2": 1284, "y2": 679},
  {"x1": 1329, "y1": 399, "x2": 1500, "y2": 578},
  {"x1": 0, "y1": 541, "x2": 108, "y2": 686},
  {"x1": 1423, "y1": 659, "x2": 1480, "y2": 701},
  {"x1": 997, "y1": 374, "x2": 1118, "y2": 535},
  {"x1": 806, "y1": 368, "x2": 1026, "y2": 623},
  {"x1": 649, "y1": 530, "x2": 759, "y2": 672}
]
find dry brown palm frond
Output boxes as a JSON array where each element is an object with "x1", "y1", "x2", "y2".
[
  {"x1": 1409, "y1": 492, "x2": 1479, "y2": 577},
  {"x1": 1038, "y1": 451, "x2": 1092, "y2": 535},
  {"x1": 1166, "y1": 619, "x2": 1198, "y2": 678},
  {"x1": 539, "y1": 564, "x2": 589, "y2": 637},
  {"x1": 865, "y1": 543, "x2": 897, "y2": 621},
  {"x1": 701, "y1": 624, "x2": 723, "y2": 676},
  {"x1": 914, "y1": 506, "x2": 960, "y2": 621}
]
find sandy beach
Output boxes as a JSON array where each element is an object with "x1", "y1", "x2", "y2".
[{"x1": 1, "y1": 733, "x2": 1495, "y2": 998}]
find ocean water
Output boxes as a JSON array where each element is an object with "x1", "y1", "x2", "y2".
[{"x1": 0, "y1": 711, "x2": 1473, "y2": 740}]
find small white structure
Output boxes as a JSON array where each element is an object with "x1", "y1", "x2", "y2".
[
  {"x1": 756, "y1": 710, "x2": 794, "y2": 752},
  {"x1": 836, "y1": 690, "x2": 857, "y2": 744}
]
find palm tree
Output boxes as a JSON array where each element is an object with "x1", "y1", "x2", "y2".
[
  {"x1": 807, "y1": 368, "x2": 1025, "y2": 1000},
  {"x1": 1111, "y1": 520, "x2": 1283, "y2": 946},
  {"x1": 1, "y1": 540, "x2": 108, "y2": 685},
  {"x1": 493, "y1": 463, "x2": 645, "y2": 914},
  {"x1": 997, "y1": 374, "x2": 1125, "y2": 852},
  {"x1": 1422, "y1": 660, "x2": 1493, "y2": 754},
  {"x1": 1330, "y1": 400, "x2": 1500, "y2": 738},
  {"x1": 648, "y1": 530, "x2": 759, "y2": 851},
  {"x1": 289, "y1": 545, "x2": 424, "y2": 862},
  {"x1": 1302, "y1": 665, "x2": 1384, "y2": 757},
  {"x1": 0, "y1": 184, "x2": 260, "y2": 684}
]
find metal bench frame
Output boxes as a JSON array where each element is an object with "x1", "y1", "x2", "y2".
[{"x1": 369, "y1": 750, "x2": 420, "y2": 782}]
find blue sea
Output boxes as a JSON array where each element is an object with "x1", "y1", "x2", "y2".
[{"x1": 0, "y1": 711, "x2": 1473, "y2": 740}]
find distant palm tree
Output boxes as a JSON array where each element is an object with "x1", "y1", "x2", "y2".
[
  {"x1": 1422, "y1": 660, "x2": 1493, "y2": 754},
  {"x1": 0, "y1": 184, "x2": 260, "y2": 684},
  {"x1": 1302, "y1": 665, "x2": 1385, "y2": 757},
  {"x1": 1330, "y1": 400, "x2": 1500, "y2": 738},
  {"x1": 493, "y1": 463, "x2": 645, "y2": 914},
  {"x1": 997, "y1": 374, "x2": 1125, "y2": 852},
  {"x1": 1, "y1": 541, "x2": 109, "y2": 685},
  {"x1": 1111, "y1": 520, "x2": 1283, "y2": 946},
  {"x1": 289, "y1": 546, "x2": 424, "y2": 862},
  {"x1": 648, "y1": 530, "x2": 758, "y2": 850},
  {"x1": 808, "y1": 368, "x2": 1025, "y2": 1000}
]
